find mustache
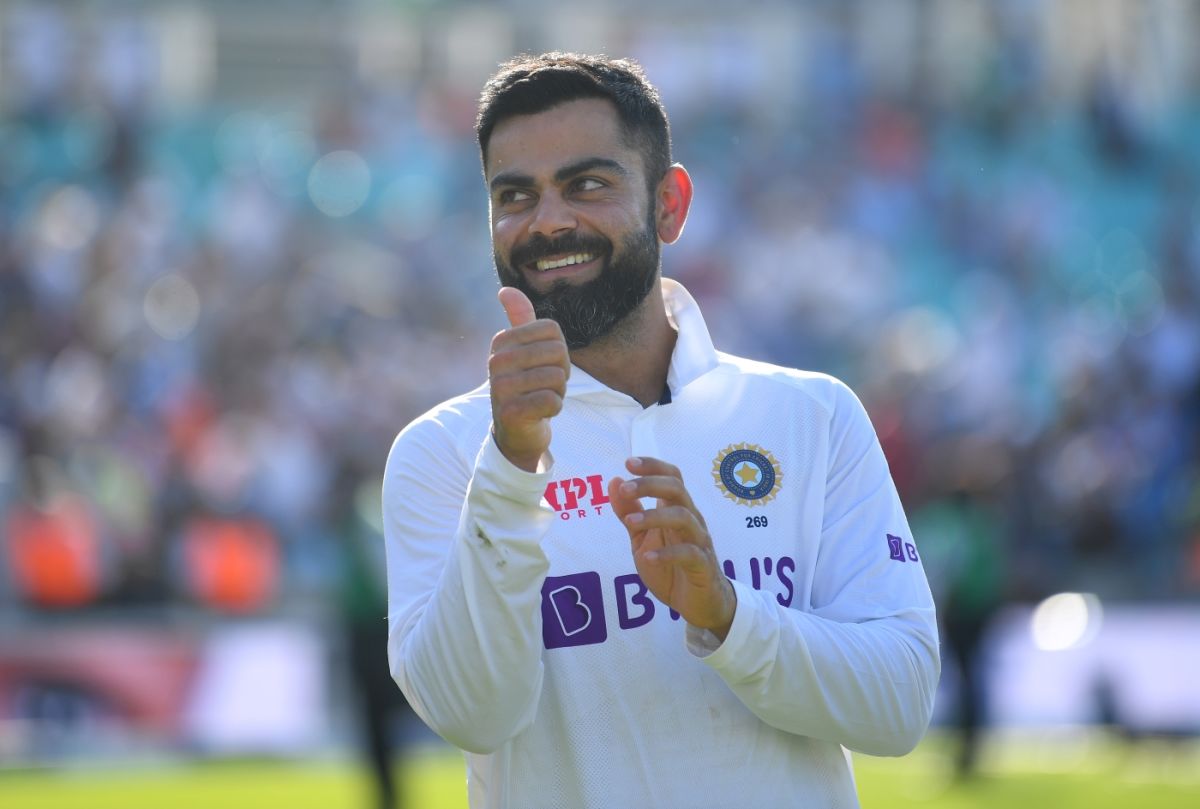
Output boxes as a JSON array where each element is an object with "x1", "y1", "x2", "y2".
[{"x1": 509, "y1": 233, "x2": 611, "y2": 269}]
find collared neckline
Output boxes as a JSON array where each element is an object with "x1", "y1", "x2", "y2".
[{"x1": 565, "y1": 278, "x2": 719, "y2": 405}]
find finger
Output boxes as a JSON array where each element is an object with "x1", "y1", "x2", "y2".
[
  {"x1": 622, "y1": 505, "x2": 704, "y2": 539},
  {"x1": 491, "y1": 319, "x2": 567, "y2": 350},
  {"x1": 498, "y1": 286, "x2": 536, "y2": 328},
  {"x1": 615, "y1": 475, "x2": 691, "y2": 506},
  {"x1": 488, "y1": 339, "x2": 571, "y2": 376},
  {"x1": 626, "y1": 456, "x2": 682, "y2": 481},
  {"x1": 494, "y1": 390, "x2": 564, "y2": 424},
  {"x1": 640, "y1": 543, "x2": 710, "y2": 569},
  {"x1": 490, "y1": 366, "x2": 568, "y2": 399},
  {"x1": 607, "y1": 475, "x2": 646, "y2": 522}
]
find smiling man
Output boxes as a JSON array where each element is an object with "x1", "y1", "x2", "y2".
[
  {"x1": 383, "y1": 53, "x2": 940, "y2": 808},
  {"x1": 488, "y1": 97, "x2": 666, "y2": 355}
]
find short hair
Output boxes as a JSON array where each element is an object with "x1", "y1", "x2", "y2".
[{"x1": 476, "y1": 53, "x2": 672, "y2": 192}]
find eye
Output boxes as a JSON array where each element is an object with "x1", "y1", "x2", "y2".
[
  {"x1": 573, "y1": 177, "x2": 606, "y2": 193},
  {"x1": 497, "y1": 188, "x2": 533, "y2": 205}
]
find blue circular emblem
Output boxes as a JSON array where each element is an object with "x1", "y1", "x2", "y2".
[{"x1": 719, "y1": 449, "x2": 776, "y2": 501}]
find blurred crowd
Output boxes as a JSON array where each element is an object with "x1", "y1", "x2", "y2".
[{"x1": 1, "y1": 1, "x2": 1199, "y2": 629}]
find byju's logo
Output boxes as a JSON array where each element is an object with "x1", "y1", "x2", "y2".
[
  {"x1": 541, "y1": 572, "x2": 607, "y2": 649},
  {"x1": 887, "y1": 534, "x2": 920, "y2": 563}
]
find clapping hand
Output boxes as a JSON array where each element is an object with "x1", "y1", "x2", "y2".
[{"x1": 609, "y1": 457, "x2": 736, "y2": 640}]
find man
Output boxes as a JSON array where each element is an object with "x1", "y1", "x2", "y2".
[{"x1": 384, "y1": 53, "x2": 939, "y2": 808}]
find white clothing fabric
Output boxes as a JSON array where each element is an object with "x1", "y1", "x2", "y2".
[{"x1": 383, "y1": 279, "x2": 940, "y2": 809}]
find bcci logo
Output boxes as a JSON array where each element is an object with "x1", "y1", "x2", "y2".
[{"x1": 712, "y1": 443, "x2": 782, "y2": 506}]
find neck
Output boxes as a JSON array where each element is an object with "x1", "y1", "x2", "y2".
[{"x1": 569, "y1": 279, "x2": 676, "y2": 407}]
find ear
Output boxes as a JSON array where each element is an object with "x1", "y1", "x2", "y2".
[{"x1": 654, "y1": 164, "x2": 693, "y2": 244}]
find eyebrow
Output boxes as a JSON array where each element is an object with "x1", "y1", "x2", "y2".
[{"x1": 489, "y1": 157, "x2": 629, "y2": 192}]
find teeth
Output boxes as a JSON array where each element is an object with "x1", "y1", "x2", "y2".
[{"x1": 535, "y1": 253, "x2": 594, "y2": 271}]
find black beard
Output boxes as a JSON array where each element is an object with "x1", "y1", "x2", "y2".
[{"x1": 495, "y1": 218, "x2": 660, "y2": 350}]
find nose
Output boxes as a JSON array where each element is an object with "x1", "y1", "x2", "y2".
[{"x1": 528, "y1": 190, "x2": 576, "y2": 237}]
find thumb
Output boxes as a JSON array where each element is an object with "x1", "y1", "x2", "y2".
[{"x1": 498, "y1": 286, "x2": 537, "y2": 328}]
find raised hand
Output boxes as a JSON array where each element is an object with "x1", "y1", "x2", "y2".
[
  {"x1": 608, "y1": 457, "x2": 736, "y2": 639},
  {"x1": 488, "y1": 287, "x2": 571, "y2": 472}
]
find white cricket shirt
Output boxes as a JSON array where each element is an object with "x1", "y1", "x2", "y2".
[{"x1": 384, "y1": 279, "x2": 940, "y2": 808}]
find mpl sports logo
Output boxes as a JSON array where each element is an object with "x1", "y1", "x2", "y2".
[{"x1": 543, "y1": 474, "x2": 610, "y2": 521}]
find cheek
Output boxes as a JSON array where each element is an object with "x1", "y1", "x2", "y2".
[
  {"x1": 491, "y1": 214, "x2": 524, "y2": 250},
  {"x1": 608, "y1": 201, "x2": 651, "y2": 235}
]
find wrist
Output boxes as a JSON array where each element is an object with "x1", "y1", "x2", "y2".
[
  {"x1": 491, "y1": 428, "x2": 544, "y2": 473},
  {"x1": 700, "y1": 577, "x2": 737, "y2": 643}
]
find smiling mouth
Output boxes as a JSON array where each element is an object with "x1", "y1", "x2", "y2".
[{"x1": 533, "y1": 252, "x2": 597, "y2": 272}]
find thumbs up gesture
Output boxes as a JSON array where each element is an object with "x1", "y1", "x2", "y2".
[{"x1": 488, "y1": 287, "x2": 571, "y2": 472}]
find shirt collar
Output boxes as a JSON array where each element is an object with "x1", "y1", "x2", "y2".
[{"x1": 566, "y1": 278, "x2": 720, "y2": 404}]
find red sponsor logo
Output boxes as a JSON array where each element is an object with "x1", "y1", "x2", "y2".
[{"x1": 544, "y1": 475, "x2": 610, "y2": 521}]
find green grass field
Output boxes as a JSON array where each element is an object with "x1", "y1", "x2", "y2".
[{"x1": 2, "y1": 732, "x2": 1197, "y2": 808}]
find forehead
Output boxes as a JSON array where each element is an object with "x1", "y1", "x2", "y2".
[{"x1": 484, "y1": 97, "x2": 638, "y2": 181}]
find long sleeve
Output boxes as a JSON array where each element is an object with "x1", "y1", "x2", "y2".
[
  {"x1": 687, "y1": 381, "x2": 940, "y2": 756},
  {"x1": 383, "y1": 413, "x2": 553, "y2": 754}
]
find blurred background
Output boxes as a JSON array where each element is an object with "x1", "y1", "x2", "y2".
[{"x1": 1, "y1": 0, "x2": 1198, "y2": 806}]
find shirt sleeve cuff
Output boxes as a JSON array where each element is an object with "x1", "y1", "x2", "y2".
[
  {"x1": 461, "y1": 433, "x2": 557, "y2": 559},
  {"x1": 685, "y1": 577, "x2": 759, "y2": 661},
  {"x1": 474, "y1": 433, "x2": 555, "y2": 502}
]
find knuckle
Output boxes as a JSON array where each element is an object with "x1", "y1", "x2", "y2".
[
  {"x1": 655, "y1": 478, "x2": 682, "y2": 500},
  {"x1": 544, "y1": 366, "x2": 568, "y2": 389},
  {"x1": 537, "y1": 339, "x2": 569, "y2": 363},
  {"x1": 523, "y1": 390, "x2": 547, "y2": 410},
  {"x1": 489, "y1": 373, "x2": 515, "y2": 397},
  {"x1": 536, "y1": 390, "x2": 564, "y2": 413},
  {"x1": 489, "y1": 343, "x2": 522, "y2": 373},
  {"x1": 501, "y1": 398, "x2": 527, "y2": 420},
  {"x1": 494, "y1": 400, "x2": 516, "y2": 425}
]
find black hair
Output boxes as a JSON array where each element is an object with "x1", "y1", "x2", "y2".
[{"x1": 476, "y1": 53, "x2": 672, "y2": 192}]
